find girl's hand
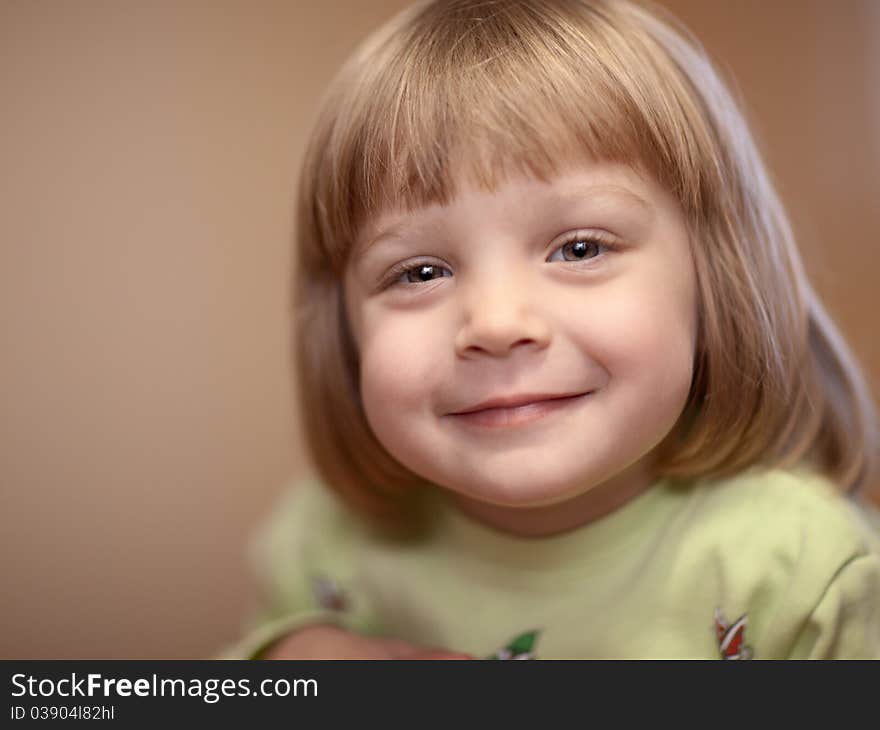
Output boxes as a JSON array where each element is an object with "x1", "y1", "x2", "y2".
[{"x1": 262, "y1": 624, "x2": 473, "y2": 660}]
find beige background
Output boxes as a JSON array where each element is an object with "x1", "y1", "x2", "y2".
[{"x1": 2, "y1": 0, "x2": 878, "y2": 659}]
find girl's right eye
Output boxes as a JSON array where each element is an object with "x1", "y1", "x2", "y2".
[{"x1": 386, "y1": 261, "x2": 453, "y2": 287}]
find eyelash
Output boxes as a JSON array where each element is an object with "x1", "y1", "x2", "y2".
[{"x1": 381, "y1": 231, "x2": 618, "y2": 289}]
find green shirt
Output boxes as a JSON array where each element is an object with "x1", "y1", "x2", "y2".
[{"x1": 222, "y1": 467, "x2": 880, "y2": 659}]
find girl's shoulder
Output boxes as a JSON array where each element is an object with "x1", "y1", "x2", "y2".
[
  {"x1": 684, "y1": 466, "x2": 880, "y2": 559},
  {"x1": 675, "y1": 468, "x2": 880, "y2": 658},
  {"x1": 246, "y1": 475, "x2": 370, "y2": 578},
  {"x1": 258, "y1": 475, "x2": 352, "y2": 532}
]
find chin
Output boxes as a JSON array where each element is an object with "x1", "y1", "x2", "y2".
[{"x1": 450, "y1": 470, "x2": 598, "y2": 509}]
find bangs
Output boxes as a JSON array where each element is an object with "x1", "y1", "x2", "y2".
[{"x1": 308, "y1": 0, "x2": 714, "y2": 270}]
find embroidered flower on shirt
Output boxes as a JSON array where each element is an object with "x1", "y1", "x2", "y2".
[
  {"x1": 714, "y1": 608, "x2": 753, "y2": 660},
  {"x1": 311, "y1": 575, "x2": 349, "y2": 612},
  {"x1": 488, "y1": 630, "x2": 541, "y2": 660}
]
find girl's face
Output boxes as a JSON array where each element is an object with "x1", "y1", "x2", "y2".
[{"x1": 343, "y1": 162, "x2": 697, "y2": 534}]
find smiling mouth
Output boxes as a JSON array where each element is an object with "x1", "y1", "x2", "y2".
[{"x1": 447, "y1": 392, "x2": 592, "y2": 429}]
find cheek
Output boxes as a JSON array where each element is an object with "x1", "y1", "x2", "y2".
[
  {"x1": 358, "y1": 315, "x2": 444, "y2": 416},
  {"x1": 580, "y1": 272, "x2": 697, "y2": 400}
]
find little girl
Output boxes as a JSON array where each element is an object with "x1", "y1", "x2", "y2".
[{"x1": 226, "y1": 0, "x2": 880, "y2": 659}]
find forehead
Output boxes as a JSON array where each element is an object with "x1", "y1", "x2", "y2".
[{"x1": 354, "y1": 161, "x2": 664, "y2": 255}]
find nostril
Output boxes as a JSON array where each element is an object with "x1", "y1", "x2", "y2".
[{"x1": 455, "y1": 321, "x2": 551, "y2": 359}]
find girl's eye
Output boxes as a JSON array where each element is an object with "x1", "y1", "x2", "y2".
[
  {"x1": 389, "y1": 262, "x2": 453, "y2": 286},
  {"x1": 547, "y1": 236, "x2": 612, "y2": 263},
  {"x1": 383, "y1": 233, "x2": 613, "y2": 289}
]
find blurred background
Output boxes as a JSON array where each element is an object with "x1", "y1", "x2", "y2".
[{"x1": 1, "y1": 0, "x2": 878, "y2": 659}]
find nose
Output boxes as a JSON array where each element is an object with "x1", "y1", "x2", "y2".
[{"x1": 454, "y1": 273, "x2": 552, "y2": 359}]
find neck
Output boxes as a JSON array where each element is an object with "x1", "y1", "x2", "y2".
[{"x1": 446, "y1": 457, "x2": 657, "y2": 538}]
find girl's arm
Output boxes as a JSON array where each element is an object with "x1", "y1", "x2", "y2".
[
  {"x1": 262, "y1": 624, "x2": 472, "y2": 660},
  {"x1": 216, "y1": 479, "x2": 378, "y2": 659},
  {"x1": 218, "y1": 478, "x2": 472, "y2": 660},
  {"x1": 786, "y1": 551, "x2": 880, "y2": 659}
]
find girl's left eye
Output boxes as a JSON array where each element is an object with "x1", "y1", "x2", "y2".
[{"x1": 546, "y1": 236, "x2": 612, "y2": 263}]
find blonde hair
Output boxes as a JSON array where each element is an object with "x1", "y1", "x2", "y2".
[{"x1": 292, "y1": 0, "x2": 879, "y2": 527}]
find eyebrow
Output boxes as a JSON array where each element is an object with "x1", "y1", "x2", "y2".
[
  {"x1": 554, "y1": 184, "x2": 654, "y2": 215},
  {"x1": 358, "y1": 222, "x2": 418, "y2": 258},
  {"x1": 358, "y1": 183, "x2": 654, "y2": 256}
]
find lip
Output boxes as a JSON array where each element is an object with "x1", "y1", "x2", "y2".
[{"x1": 447, "y1": 391, "x2": 591, "y2": 429}]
